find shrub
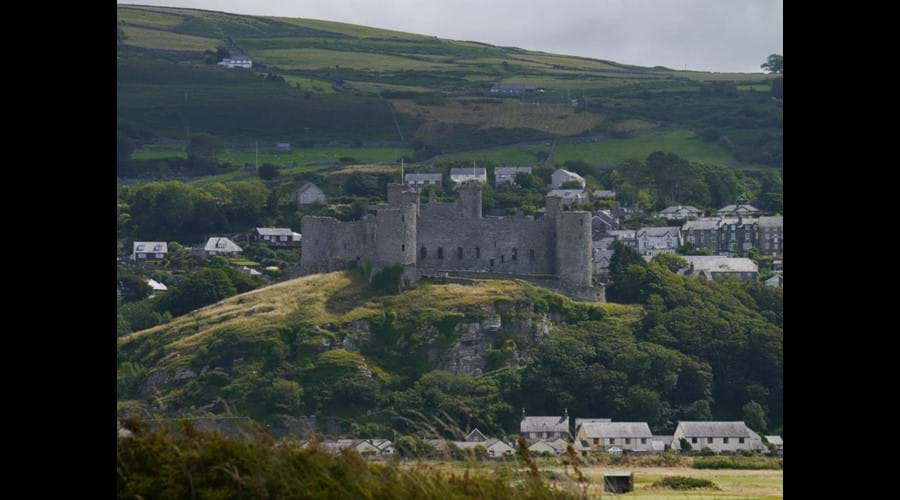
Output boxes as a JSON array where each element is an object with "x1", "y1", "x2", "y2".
[
  {"x1": 692, "y1": 456, "x2": 782, "y2": 470},
  {"x1": 258, "y1": 163, "x2": 279, "y2": 180},
  {"x1": 652, "y1": 476, "x2": 720, "y2": 490}
]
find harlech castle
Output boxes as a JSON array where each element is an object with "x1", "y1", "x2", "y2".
[{"x1": 300, "y1": 183, "x2": 604, "y2": 301}]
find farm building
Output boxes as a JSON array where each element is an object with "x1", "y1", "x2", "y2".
[
  {"x1": 203, "y1": 237, "x2": 243, "y2": 257},
  {"x1": 521, "y1": 411, "x2": 570, "y2": 442},
  {"x1": 132, "y1": 241, "x2": 168, "y2": 261},
  {"x1": 574, "y1": 421, "x2": 654, "y2": 453},
  {"x1": 296, "y1": 183, "x2": 327, "y2": 206},
  {"x1": 495, "y1": 166, "x2": 533, "y2": 186},
  {"x1": 551, "y1": 169, "x2": 585, "y2": 189},
  {"x1": 464, "y1": 428, "x2": 488, "y2": 442},
  {"x1": 672, "y1": 421, "x2": 765, "y2": 453}
]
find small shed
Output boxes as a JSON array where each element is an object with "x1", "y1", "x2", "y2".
[{"x1": 604, "y1": 471, "x2": 634, "y2": 493}]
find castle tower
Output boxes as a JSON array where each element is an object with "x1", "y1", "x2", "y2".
[
  {"x1": 373, "y1": 186, "x2": 419, "y2": 271},
  {"x1": 553, "y1": 204, "x2": 592, "y2": 288},
  {"x1": 457, "y1": 181, "x2": 482, "y2": 219}
]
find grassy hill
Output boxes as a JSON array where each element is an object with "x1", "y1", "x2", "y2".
[{"x1": 117, "y1": 4, "x2": 781, "y2": 170}]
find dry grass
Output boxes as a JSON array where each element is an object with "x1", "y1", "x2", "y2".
[{"x1": 121, "y1": 25, "x2": 219, "y2": 51}]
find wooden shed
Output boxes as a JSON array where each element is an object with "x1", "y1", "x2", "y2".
[{"x1": 603, "y1": 471, "x2": 634, "y2": 493}]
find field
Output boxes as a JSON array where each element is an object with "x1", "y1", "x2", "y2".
[
  {"x1": 120, "y1": 25, "x2": 219, "y2": 51},
  {"x1": 551, "y1": 129, "x2": 737, "y2": 167},
  {"x1": 412, "y1": 462, "x2": 783, "y2": 499}
]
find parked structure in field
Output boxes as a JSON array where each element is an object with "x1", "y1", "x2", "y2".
[
  {"x1": 217, "y1": 54, "x2": 252, "y2": 68},
  {"x1": 296, "y1": 183, "x2": 327, "y2": 206},
  {"x1": 495, "y1": 166, "x2": 533, "y2": 186},
  {"x1": 449, "y1": 167, "x2": 487, "y2": 185},
  {"x1": 404, "y1": 173, "x2": 442, "y2": 187},
  {"x1": 489, "y1": 83, "x2": 541, "y2": 95},
  {"x1": 551, "y1": 169, "x2": 586, "y2": 189},
  {"x1": 636, "y1": 226, "x2": 682, "y2": 257},
  {"x1": 603, "y1": 472, "x2": 635, "y2": 494},
  {"x1": 671, "y1": 421, "x2": 764, "y2": 453},
  {"x1": 132, "y1": 241, "x2": 168, "y2": 261},
  {"x1": 681, "y1": 256, "x2": 758, "y2": 281},
  {"x1": 203, "y1": 237, "x2": 243, "y2": 256},
  {"x1": 300, "y1": 183, "x2": 602, "y2": 301},
  {"x1": 251, "y1": 227, "x2": 301, "y2": 246},
  {"x1": 521, "y1": 410, "x2": 571, "y2": 442},
  {"x1": 575, "y1": 421, "x2": 654, "y2": 453},
  {"x1": 659, "y1": 205, "x2": 703, "y2": 220}
]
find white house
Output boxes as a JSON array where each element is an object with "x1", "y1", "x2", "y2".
[
  {"x1": 217, "y1": 55, "x2": 252, "y2": 68},
  {"x1": 146, "y1": 279, "x2": 168, "y2": 296},
  {"x1": 203, "y1": 237, "x2": 243, "y2": 256},
  {"x1": 296, "y1": 183, "x2": 327, "y2": 206},
  {"x1": 252, "y1": 227, "x2": 300, "y2": 245},
  {"x1": 551, "y1": 169, "x2": 585, "y2": 189},
  {"x1": 132, "y1": 242, "x2": 168, "y2": 261},
  {"x1": 449, "y1": 167, "x2": 487, "y2": 185},
  {"x1": 672, "y1": 421, "x2": 765, "y2": 454},
  {"x1": 495, "y1": 166, "x2": 533, "y2": 186},
  {"x1": 682, "y1": 256, "x2": 758, "y2": 281},
  {"x1": 521, "y1": 412, "x2": 570, "y2": 442},
  {"x1": 659, "y1": 205, "x2": 704, "y2": 220},
  {"x1": 574, "y1": 422, "x2": 654, "y2": 453},
  {"x1": 405, "y1": 173, "x2": 443, "y2": 187},
  {"x1": 637, "y1": 227, "x2": 683, "y2": 257},
  {"x1": 547, "y1": 189, "x2": 587, "y2": 207}
]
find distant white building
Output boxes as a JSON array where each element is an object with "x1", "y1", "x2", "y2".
[
  {"x1": 575, "y1": 422, "x2": 654, "y2": 453},
  {"x1": 551, "y1": 169, "x2": 585, "y2": 189},
  {"x1": 218, "y1": 55, "x2": 252, "y2": 68},
  {"x1": 495, "y1": 166, "x2": 533, "y2": 186},
  {"x1": 203, "y1": 237, "x2": 243, "y2": 257},
  {"x1": 718, "y1": 203, "x2": 761, "y2": 217},
  {"x1": 252, "y1": 227, "x2": 301, "y2": 246},
  {"x1": 672, "y1": 421, "x2": 765, "y2": 454},
  {"x1": 659, "y1": 205, "x2": 703, "y2": 220},
  {"x1": 146, "y1": 279, "x2": 168, "y2": 292},
  {"x1": 637, "y1": 227, "x2": 682, "y2": 257},
  {"x1": 449, "y1": 167, "x2": 487, "y2": 185},
  {"x1": 405, "y1": 173, "x2": 443, "y2": 187},
  {"x1": 132, "y1": 242, "x2": 168, "y2": 261}
]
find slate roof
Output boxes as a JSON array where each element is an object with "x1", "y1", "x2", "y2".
[
  {"x1": 579, "y1": 422, "x2": 653, "y2": 439},
  {"x1": 204, "y1": 237, "x2": 243, "y2": 253},
  {"x1": 256, "y1": 227, "x2": 294, "y2": 236},
  {"x1": 553, "y1": 169, "x2": 585, "y2": 182},
  {"x1": 684, "y1": 256, "x2": 758, "y2": 273},
  {"x1": 450, "y1": 167, "x2": 487, "y2": 176},
  {"x1": 758, "y1": 216, "x2": 783, "y2": 227},
  {"x1": 607, "y1": 230, "x2": 636, "y2": 240},
  {"x1": 521, "y1": 416, "x2": 569, "y2": 434},
  {"x1": 405, "y1": 173, "x2": 442, "y2": 183},
  {"x1": 765, "y1": 435, "x2": 783, "y2": 446},
  {"x1": 134, "y1": 241, "x2": 168, "y2": 254},
  {"x1": 575, "y1": 418, "x2": 611, "y2": 430},
  {"x1": 296, "y1": 183, "x2": 324, "y2": 196},
  {"x1": 495, "y1": 166, "x2": 532, "y2": 176},
  {"x1": 593, "y1": 190, "x2": 616, "y2": 198},
  {"x1": 637, "y1": 226, "x2": 680, "y2": 237},
  {"x1": 465, "y1": 428, "x2": 488, "y2": 442},
  {"x1": 660, "y1": 205, "x2": 703, "y2": 214},
  {"x1": 682, "y1": 218, "x2": 721, "y2": 231},
  {"x1": 676, "y1": 421, "x2": 755, "y2": 438},
  {"x1": 718, "y1": 204, "x2": 760, "y2": 215}
]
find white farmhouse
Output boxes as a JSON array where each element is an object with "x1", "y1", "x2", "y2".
[
  {"x1": 203, "y1": 237, "x2": 243, "y2": 256},
  {"x1": 217, "y1": 55, "x2": 252, "y2": 68},
  {"x1": 521, "y1": 412, "x2": 570, "y2": 442},
  {"x1": 551, "y1": 169, "x2": 585, "y2": 189},
  {"x1": 574, "y1": 421, "x2": 654, "y2": 453},
  {"x1": 132, "y1": 241, "x2": 168, "y2": 261},
  {"x1": 636, "y1": 227, "x2": 682, "y2": 257},
  {"x1": 672, "y1": 421, "x2": 765, "y2": 454}
]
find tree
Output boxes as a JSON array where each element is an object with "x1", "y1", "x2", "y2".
[
  {"x1": 651, "y1": 253, "x2": 688, "y2": 273},
  {"x1": 160, "y1": 268, "x2": 237, "y2": 316},
  {"x1": 742, "y1": 400, "x2": 768, "y2": 433},
  {"x1": 119, "y1": 274, "x2": 152, "y2": 303},
  {"x1": 760, "y1": 54, "x2": 783, "y2": 74},
  {"x1": 344, "y1": 172, "x2": 380, "y2": 197},
  {"x1": 257, "y1": 164, "x2": 279, "y2": 180},
  {"x1": 187, "y1": 133, "x2": 224, "y2": 160}
]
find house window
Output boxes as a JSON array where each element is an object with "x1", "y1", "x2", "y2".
[
  {"x1": 723, "y1": 438, "x2": 729, "y2": 444},
  {"x1": 625, "y1": 438, "x2": 631, "y2": 444},
  {"x1": 609, "y1": 438, "x2": 615, "y2": 445},
  {"x1": 420, "y1": 247, "x2": 427, "y2": 259},
  {"x1": 438, "y1": 247, "x2": 444, "y2": 259},
  {"x1": 641, "y1": 438, "x2": 647, "y2": 444},
  {"x1": 458, "y1": 247, "x2": 463, "y2": 259},
  {"x1": 739, "y1": 438, "x2": 745, "y2": 444},
  {"x1": 707, "y1": 438, "x2": 713, "y2": 444},
  {"x1": 501, "y1": 255, "x2": 505, "y2": 263},
  {"x1": 593, "y1": 438, "x2": 599, "y2": 445},
  {"x1": 692, "y1": 438, "x2": 698, "y2": 444}
]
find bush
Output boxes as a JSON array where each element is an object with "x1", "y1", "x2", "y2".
[
  {"x1": 692, "y1": 456, "x2": 782, "y2": 470},
  {"x1": 258, "y1": 164, "x2": 279, "y2": 180},
  {"x1": 652, "y1": 476, "x2": 720, "y2": 490},
  {"x1": 369, "y1": 265, "x2": 404, "y2": 293}
]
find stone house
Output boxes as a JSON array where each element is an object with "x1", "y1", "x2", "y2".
[
  {"x1": 681, "y1": 218, "x2": 721, "y2": 253},
  {"x1": 405, "y1": 173, "x2": 442, "y2": 187},
  {"x1": 296, "y1": 183, "x2": 326, "y2": 206},
  {"x1": 757, "y1": 216, "x2": 783, "y2": 256},
  {"x1": 495, "y1": 166, "x2": 532, "y2": 186},
  {"x1": 203, "y1": 237, "x2": 243, "y2": 257},
  {"x1": 551, "y1": 169, "x2": 585, "y2": 189},
  {"x1": 682, "y1": 256, "x2": 758, "y2": 281},
  {"x1": 682, "y1": 217, "x2": 767, "y2": 256},
  {"x1": 659, "y1": 205, "x2": 703, "y2": 220},
  {"x1": 672, "y1": 421, "x2": 764, "y2": 454},
  {"x1": 636, "y1": 226, "x2": 682, "y2": 257},
  {"x1": 132, "y1": 241, "x2": 168, "y2": 261},
  {"x1": 719, "y1": 217, "x2": 759, "y2": 255},
  {"x1": 449, "y1": 167, "x2": 487, "y2": 185},
  {"x1": 574, "y1": 422, "x2": 654, "y2": 453},
  {"x1": 607, "y1": 230, "x2": 637, "y2": 250},
  {"x1": 521, "y1": 411, "x2": 570, "y2": 442}
]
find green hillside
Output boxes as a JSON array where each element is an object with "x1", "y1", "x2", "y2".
[{"x1": 117, "y1": 4, "x2": 781, "y2": 170}]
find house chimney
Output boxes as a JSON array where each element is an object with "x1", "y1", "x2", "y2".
[{"x1": 522, "y1": 408, "x2": 526, "y2": 420}]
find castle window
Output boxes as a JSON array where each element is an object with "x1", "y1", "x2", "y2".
[
  {"x1": 402, "y1": 244, "x2": 405, "y2": 252},
  {"x1": 421, "y1": 247, "x2": 427, "y2": 259},
  {"x1": 501, "y1": 255, "x2": 505, "y2": 263},
  {"x1": 476, "y1": 247, "x2": 480, "y2": 258},
  {"x1": 438, "y1": 247, "x2": 444, "y2": 259},
  {"x1": 530, "y1": 249, "x2": 535, "y2": 260},
  {"x1": 512, "y1": 248, "x2": 517, "y2": 261},
  {"x1": 490, "y1": 258, "x2": 495, "y2": 267},
  {"x1": 401, "y1": 215, "x2": 405, "y2": 221},
  {"x1": 457, "y1": 247, "x2": 463, "y2": 259}
]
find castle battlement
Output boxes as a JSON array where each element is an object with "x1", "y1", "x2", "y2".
[{"x1": 300, "y1": 183, "x2": 603, "y2": 301}]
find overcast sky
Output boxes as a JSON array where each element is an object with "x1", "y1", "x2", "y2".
[{"x1": 118, "y1": 0, "x2": 782, "y2": 73}]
